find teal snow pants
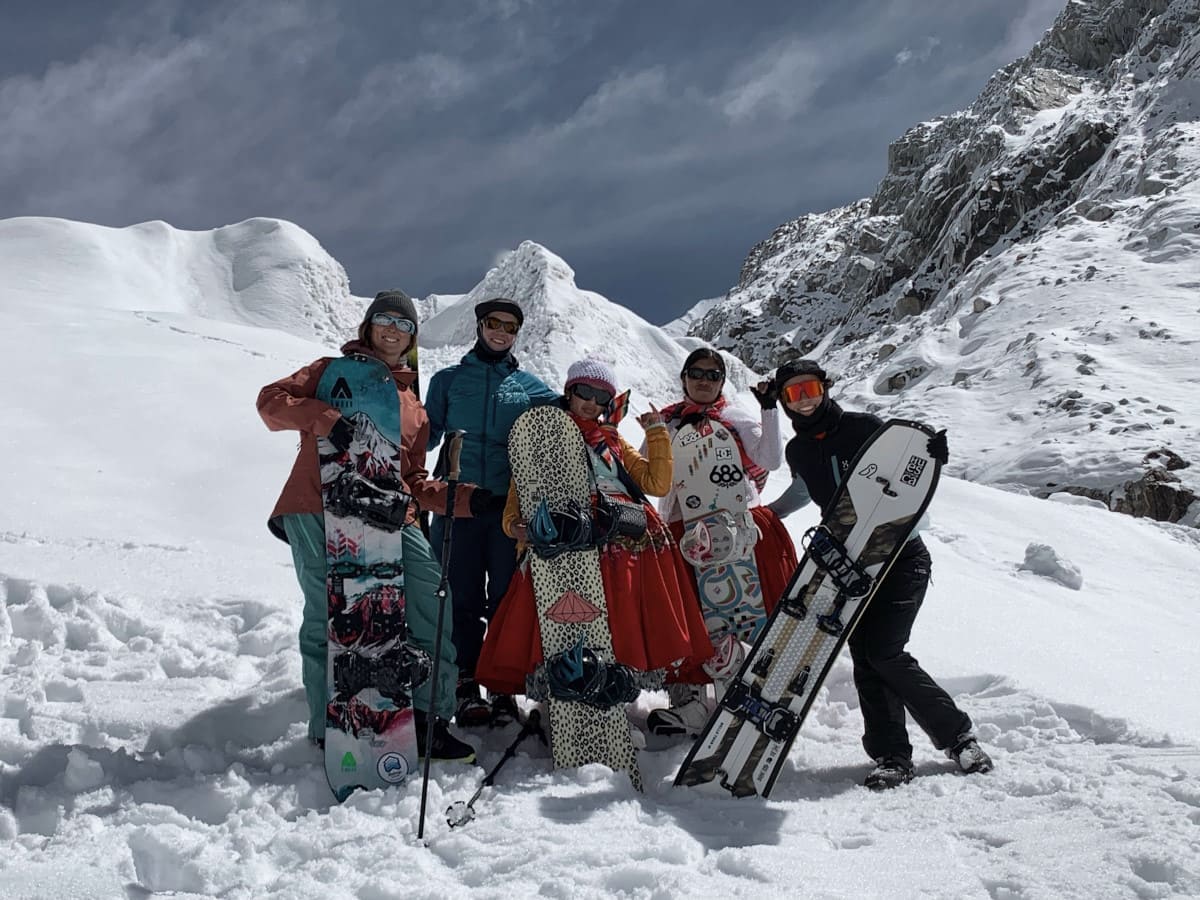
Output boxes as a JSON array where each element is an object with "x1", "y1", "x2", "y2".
[{"x1": 281, "y1": 513, "x2": 458, "y2": 739}]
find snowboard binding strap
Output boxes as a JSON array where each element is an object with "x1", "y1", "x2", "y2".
[
  {"x1": 526, "y1": 636, "x2": 663, "y2": 708},
  {"x1": 333, "y1": 641, "x2": 433, "y2": 704},
  {"x1": 528, "y1": 498, "x2": 600, "y2": 559},
  {"x1": 324, "y1": 470, "x2": 412, "y2": 533},
  {"x1": 801, "y1": 526, "x2": 873, "y2": 598}
]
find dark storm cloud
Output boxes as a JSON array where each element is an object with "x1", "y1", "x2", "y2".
[{"x1": 0, "y1": 0, "x2": 1062, "y2": 323}]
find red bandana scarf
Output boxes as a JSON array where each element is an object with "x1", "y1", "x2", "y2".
[
  {"x1": 661, "y1": 395, "x2": 769, "y2": 491},
  {"x1": 568, "y1": 412, "x2": 623, "y2": 468}
]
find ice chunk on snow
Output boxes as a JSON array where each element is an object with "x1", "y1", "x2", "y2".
[{"x1": 1019, "y1": 543, "x2": 1084, "y2": 590}]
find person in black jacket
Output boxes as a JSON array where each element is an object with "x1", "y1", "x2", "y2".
[{"x1": 766, "y1": 359, "x2": 993, "y2": 790}]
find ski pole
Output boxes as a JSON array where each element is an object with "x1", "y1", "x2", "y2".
[
  {"x1": 446, "y1": 709, "x2": 547, "y2": 828},
  {"x1": 417, "y1": 429, "x2": 464, "y2": 842}
]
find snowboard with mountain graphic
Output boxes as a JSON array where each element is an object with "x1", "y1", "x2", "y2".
[
  {"x1": 316, "y1": 355, "x2": 426, "y2": 802},
  {"x1": 675, "y1": 419, "x2": 941, "y2": 799},
  {"x1": 508, "y1": 406, "x2": 642, "y2": 790}
]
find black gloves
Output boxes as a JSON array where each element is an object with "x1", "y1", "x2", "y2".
[
  {"x1": 927, "y1": 430, "x2": 948, "y2": 465},
  {"x1": 469, "y1": 488, "x2": 506, "y2": 517},
  {"x1": 750, "y1": 379, "x2": 778, "y2": 410},
  {"x1": 327, "y1": 417, "x2": 355, "y2": 453}
]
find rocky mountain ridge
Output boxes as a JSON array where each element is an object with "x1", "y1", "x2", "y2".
[{"x1": 683, "y1": 0, "x2": 1200, "y2": 523}]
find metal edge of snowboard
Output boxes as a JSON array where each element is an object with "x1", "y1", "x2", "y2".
[{"x1": 673, "y1": 418, "x2": 941, "y2": 797}]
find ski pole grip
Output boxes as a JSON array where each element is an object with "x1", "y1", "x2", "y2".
[{"x1": 447, "y1": 430, "x2": 465, "y2": 482}]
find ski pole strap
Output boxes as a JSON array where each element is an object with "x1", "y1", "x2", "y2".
[{"x1": 446, "y1": 430, "x2": 464, "y2": 484}]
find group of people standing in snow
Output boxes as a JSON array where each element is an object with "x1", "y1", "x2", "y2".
[{"x1": 258, "y1": 291, "x2": 992, "y2": 791}]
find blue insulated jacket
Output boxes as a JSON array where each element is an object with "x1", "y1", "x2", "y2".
[{"x1": 425, "y1": 350, "x2": 559, "y2": 495}]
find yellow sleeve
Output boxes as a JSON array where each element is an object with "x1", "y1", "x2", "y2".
[
  {"x1": 619, "y1": 426, "x2": 672, "y2": 496},
  {"x1": 501, "y1": 479, "x2": 522, "y2": 538}
]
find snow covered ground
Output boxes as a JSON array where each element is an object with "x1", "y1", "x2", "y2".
[{"x1": 2, "y1": 218, "x2": 1199, "y2": 898}]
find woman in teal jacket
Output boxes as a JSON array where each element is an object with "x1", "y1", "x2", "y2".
[{"x1": 425, "y1": 297, "x2": 558, "y2": 725}]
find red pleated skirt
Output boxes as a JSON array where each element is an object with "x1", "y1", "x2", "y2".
[{"x1": 476, "y1": 500, "x2": 714, "y2": 696}]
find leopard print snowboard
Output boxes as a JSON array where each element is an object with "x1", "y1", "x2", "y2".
[{"x1": 508, "y1": 405, "x2": 641, "y2": 790}]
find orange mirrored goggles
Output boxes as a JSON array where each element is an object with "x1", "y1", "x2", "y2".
[
  {"x1": 780, "y1": 380, "x2": 825, "y2": 403},
  {"x1": 481, "y1": 315, "x2": 520, "y2": 335}
]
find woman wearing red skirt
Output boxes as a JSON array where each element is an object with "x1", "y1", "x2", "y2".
[
  {"x1": 475, "y1": 359, "x2": 713, "y2": 700},
  {"x1": 646, "y1": 347, "x2": 799, "y2": 739}
]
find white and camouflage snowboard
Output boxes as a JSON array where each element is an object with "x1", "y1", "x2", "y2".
[
  {"x1": 671, "y1": 421, "x2": 767, "y2": 646},
  {"x1": 508, "y1": 406, "x2": 641, "y2": 790},
  {"x1": 675, "y1": 419, "x2": 941, "y2": 798},
  {"x1": 316, "y1": 355, "x2": 424, "y2": 802}
]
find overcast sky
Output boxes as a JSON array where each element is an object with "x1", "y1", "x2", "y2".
[{"x1": 1, "y1": 0, "x2": 1063, "y2": 324}]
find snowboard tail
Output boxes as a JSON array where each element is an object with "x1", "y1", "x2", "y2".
[{"x1": 674, "y1": 419, "x2": 941, "y2": 798}]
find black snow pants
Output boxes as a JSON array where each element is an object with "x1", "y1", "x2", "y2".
[{"x1": 847, "y1": 540, "x2": 973, "y2": 761}]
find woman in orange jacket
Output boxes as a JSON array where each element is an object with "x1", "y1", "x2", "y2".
[{"x1": 257, "y1": 290, "x2": 480, "y2": 762}]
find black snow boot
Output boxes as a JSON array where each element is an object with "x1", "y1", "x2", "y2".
[
  {"x1": 415, "y1": 712, "x2": 477, "y2": 763},
  {"x1": 946, "y1": 734, "x2": 994, "y2": 774},
  {"x1": 864, "y1": 756, "x2": 915, "y2": 791},
  {"x1": 489, "y1": 694, "x2": 521, "y2": 728},
  {"x1": 455, "y1": 679, "x2": 492, "y2": 728}
]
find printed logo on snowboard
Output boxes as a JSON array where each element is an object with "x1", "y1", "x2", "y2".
[
  {"x1": 679, "y1": 430, "x2": 701, "y2": 446},
  {"x1": 376, "y1": 751, "x2": 410, "y2": 784},
  {"x1": 715, "y1": 447, "x2": 733, "y2": 460},
  {"x1": 901, "y1": 455, "x2": 927, "y2": 487},
  {"x1": 330, "y1": 377, "x2": 354, "y2": 409},
  {"x1": 857, "y1": 463, "x2": 878, "y2": 478},
  {"x1": 685, "y1": 494, "x2": 702, "y2": 510},
  {"x1": 709, "y1": 464, "x2": 744, "y2": 487},
  {"x1": 340, "y1": 751, "x2": 358, "y2": 773},
  {"x1": 546, "y1": 591, "x2": 602, "y2": 625}
]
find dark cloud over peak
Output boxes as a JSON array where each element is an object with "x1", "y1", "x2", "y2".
[{"x1": 0, "y1": 0, "x2": 1061, "y2": 324}]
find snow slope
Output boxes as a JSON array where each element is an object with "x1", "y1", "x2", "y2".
[{"x1": 1, "y1": 216, "x2": 1199, "y2": 898}]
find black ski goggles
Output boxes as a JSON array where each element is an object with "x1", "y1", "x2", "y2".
[
  {"x1": 370, "y1": 313, "x2": 416, "y2": 333},
  {"x1": 683, "y1": 366, "x2": 724, "y2": 383},
  {"x1": 570, "y1": 383, "x2": 614, "y2": 407}
]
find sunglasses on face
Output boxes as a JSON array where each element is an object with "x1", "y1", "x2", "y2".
[
  {"x1": 481, "y1": 315, "x2": 520, "y2": 335},
  {"x1": 780, "y1": 380, "x2": 825, "y2": 403},
  {"x1": 571, "y1": 384, "x2": 614, "y2": 407},
  {"x1": 370, "y1": 313, "x2": 416, "y2": 333},
  {"x1": 684, "y1": 367, "x2": 724, "y2": 383}
]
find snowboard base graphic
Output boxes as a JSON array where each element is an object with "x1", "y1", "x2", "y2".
[
  {"x1": 509, "y1": 406, "x2": 641, "y2": 790},
  {"x1": 671, "y1": 421, "x2": 768, "y2": 646},
  {"x1": 316, "y1": 355, "x2": 422, "y2": 802}
]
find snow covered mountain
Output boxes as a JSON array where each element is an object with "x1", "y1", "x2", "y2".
[
  {"x1": 419, "y1": 241, "x2": 761, "y2": 417},
  {"x1": 0, "y1": 216, "x2": 364, "y2": 346},
  {"x1": 685, "y1": 0, "x2": 1200, "y2": 524}
]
